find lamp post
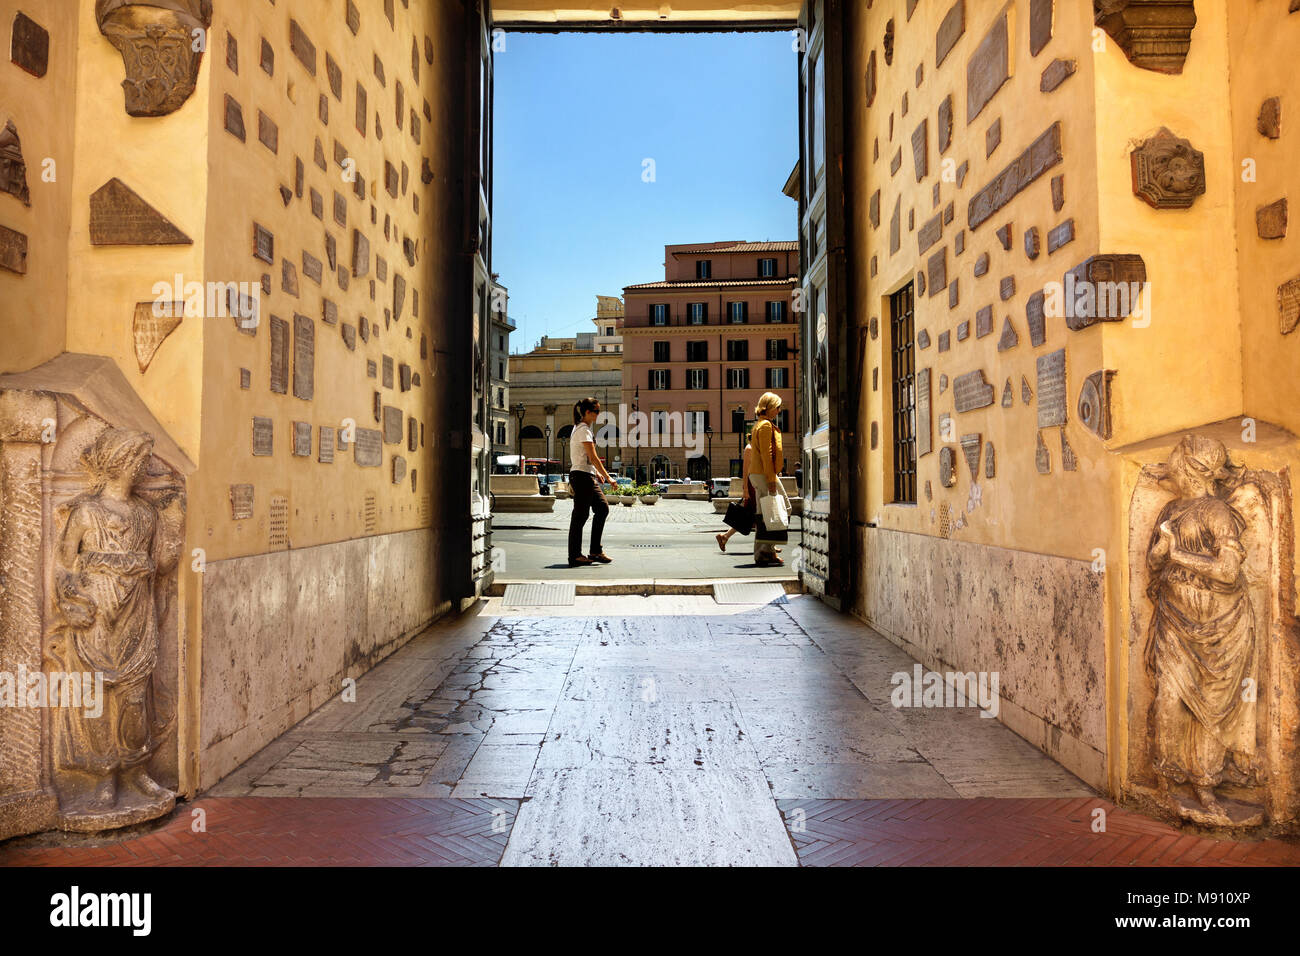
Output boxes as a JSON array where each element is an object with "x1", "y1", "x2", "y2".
[
  {"x1": 545, "y1": 423, "x2": 552, "y2": 469},
  {"x1": 705, "y1": 424, "x2": 713, "y2": 480},
  {"x1": 512, "y1": 402, "x2": 526, "y2": 464}
]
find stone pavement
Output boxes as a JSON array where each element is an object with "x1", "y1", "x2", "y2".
[
  {"x1": 3, "y1": 595, "x2": 1298, "y2": 867},
  {"x1": 491, "y1": 498, "x2": 801, "y2": 580}
]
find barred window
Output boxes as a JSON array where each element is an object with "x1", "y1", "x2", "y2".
[{"x1": 890, "y1": 283, "x2": 917, "y2": 503}]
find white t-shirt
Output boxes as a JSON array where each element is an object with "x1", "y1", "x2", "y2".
[{"x1": 570, "y1": 422, "x2": 599, "y2": 475}]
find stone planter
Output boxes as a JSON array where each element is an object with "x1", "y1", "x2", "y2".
[
  {"x1": 620, "y1": 495, "x2": 636, "y2": 506},
  {"x1": 639, "y1": 494, "x2": 659, "y2": 504}
]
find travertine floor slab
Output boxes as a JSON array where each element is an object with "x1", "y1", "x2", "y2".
[{"x1": 209, "y1": 595, "x2": 1094, "y2": 862}]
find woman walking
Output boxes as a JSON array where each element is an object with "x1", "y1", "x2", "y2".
[
  {"x1": 747, "y1": 392, "x2": 792, "y2": 566},
  {"x1": 567, "y1": 397, "x2": 614, "y2": 567},
  {"x1": 716, "y1": 441, "x2": 754, "y2": 552}
]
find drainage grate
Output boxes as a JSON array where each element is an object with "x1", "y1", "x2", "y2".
[
  {"x1": 713, "y1": 582, "x2": 788, "y2": 605},
  {"x1": 501, "y1": 582, "x2": 576, "y2": 607},
  {"x1": 629, "y1": 543, "x2": 667, "y2": 549}
]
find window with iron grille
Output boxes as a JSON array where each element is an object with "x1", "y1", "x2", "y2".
[
  {"x1": 766, "y1": 300, "x2": 787, "y2": 323},
  {"x1": 686, "y1": 368, "x2": 708, "y2": 390},
  {"x1": 728, "y1": 302, "x2": 748, "y2": 324},
  {"x1": 649, "y1": 368, "x2": 670, "y2": 390},
  {"x1": 687, "y1": 302, "x2": 707, "y2": 325},
  {"x1": 766, "y1": 339, "x2": 788, "y2": 361},
  {"x1": 651, "y1": 304, "x2": 669, "y2": 326},
  {"x1": 653, "y1": 341, "x2": 670, "y2": 362},
  {"x1": 765, "y1": 367, "x2": 788, "y2": 388},
  {"x1": 696, "y1": 259, "x2": 712, "y2": 279},
  {"x1": 685, "y1": 340, "x2": 708, "y2": 362},
  {"x1": 727, "y1": 367, "x2": 749, "y2": 390},
  {"x1": 726, "y1": 340, "x2": 748, "y2": 361},
  {"x1": 759, "y1": 257, "x2": 778, "y2": 278},
  {"x1": 890, "y1": 283, "x2": 917, "y2": 503}
]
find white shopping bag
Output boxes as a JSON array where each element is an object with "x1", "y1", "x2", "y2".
[{"x1": 760, "y1": 491, "x2": 789, "y2": 531}]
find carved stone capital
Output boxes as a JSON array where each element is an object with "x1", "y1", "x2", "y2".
[
  {"x1": 1094, "y1": 0, "x2": 1197, "y2": 74},
  {"x1": 95, "y1": 0, "x2": 213, "y2": 116}
]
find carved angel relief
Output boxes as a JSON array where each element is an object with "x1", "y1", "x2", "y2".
[{"x1": 96, "y1": 0, "x2": 213, "y2": 117}]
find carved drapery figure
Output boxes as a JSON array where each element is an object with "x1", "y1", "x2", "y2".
[
  {"x1": 1143, "y1": 435, "x2": 1258, "y2": 825},
  {"x1": 47, "y1": 427, "x2": 181, "y2": 826},
  {"x1": 0, "y1": 119, "x2": 30, "y2": 205},
  {"x1": 95, "y1": 0, "x2": 213, "y2": 117}
]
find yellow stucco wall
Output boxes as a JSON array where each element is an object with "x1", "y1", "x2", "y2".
[{"x1": 0, "y1": 1, "x2": 78, "y2": 372}]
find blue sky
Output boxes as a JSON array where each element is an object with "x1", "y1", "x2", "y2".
[{"x1": 493, "y1": 31, "x2": 799, "y2": 350}]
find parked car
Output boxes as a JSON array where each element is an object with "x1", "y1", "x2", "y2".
[
  {"x1": 710, "y1": 478, "x2": 732, "y2": 498},
  {"x1": 652, "y1": 478, "x2": 682, "y2": 493},
  {"x1": 614, "y1": 476, "x2": 634, "y2": 490}
]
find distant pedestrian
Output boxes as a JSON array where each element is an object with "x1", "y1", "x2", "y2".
[
  {"x1": 716, "y1": 443, "x2": 754, "y2": 552},
  {"x1": 567, "y1": 397, "x2": 615, "y2": 567},
  {"x1": 747, "y1": 392, "x2": 792, "y2": 566}
]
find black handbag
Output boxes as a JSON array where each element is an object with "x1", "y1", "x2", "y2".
[{"x1": 723, "y1": 500, "x2": 754, "y2": 535}]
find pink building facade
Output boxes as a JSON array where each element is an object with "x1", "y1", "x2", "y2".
[{"x1": 621, "y1": 242, "x2": 801, "y2": 482}]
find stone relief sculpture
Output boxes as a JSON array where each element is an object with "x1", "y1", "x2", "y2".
[
  {"x1": 1130, "y1": 434, "x2": 1299, "y2": 828},
  {"x1": 0, "y1": 120, "x2": 31, "y2": 205},
  {"x1": 1094, "y1": 0, "x2": 1197, "y2": 74},
  {"x1": 95, "y1": 0, "x2": 213, "y2": 117},
  {"x1": 1131, "y1": 128, "x2": 1206, "y2": 209},
  {"x1": 48, "y1": 427, "x2": 184, "y2": 829}
]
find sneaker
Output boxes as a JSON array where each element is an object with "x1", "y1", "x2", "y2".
[{"x1": 588, "y1": 552, "x2": 613, "y2": 564}]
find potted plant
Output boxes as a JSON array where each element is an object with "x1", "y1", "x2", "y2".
[
  {"x1": 620, "y1": 487, "x2": 637, "y2": 506},
  {"x1": 637, "y1": 484, "x2": 660, "y2": 505}
]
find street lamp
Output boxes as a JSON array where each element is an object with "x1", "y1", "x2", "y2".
[
  {"x1": 705, "y1": 424, "x2": 713, "y2": 480},
  {"x1": 545, "y1": 423, "x2": 552, "y2": 468},
  {"x1": 512, "y1": 402, "x2": 526, "y2": 463}
]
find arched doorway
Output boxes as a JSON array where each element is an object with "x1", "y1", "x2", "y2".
[
  {"x1": 557, "y1": 424, "x2": 573, "y2": 471},
  {"x1": 650, "y1": 454, "x2": 671, "y2": 481},
  {"x1": 687, "y1": 455, "x2": 710, "y2": 482},
  {"x1": 519, "y1": 424, "x2": 545, "y2": 462}
]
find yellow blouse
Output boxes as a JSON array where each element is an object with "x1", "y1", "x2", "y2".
[{"x1": 750, "y1": 418, "x2": 783, "y2": 483}]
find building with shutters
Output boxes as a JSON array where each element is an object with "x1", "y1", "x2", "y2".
[{"x1": 621, "y1": 241, "x2": 801, "y2": 482}]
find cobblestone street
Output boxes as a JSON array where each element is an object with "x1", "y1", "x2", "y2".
[{"x1": 5, "y1": 595, "x2": 1297, "y2": 867}]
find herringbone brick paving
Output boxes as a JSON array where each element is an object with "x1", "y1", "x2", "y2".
[
  {"x1": 778, "y1": 798, "x2": 1300, "y2": 866},
  {"x1": 0, "y1": 798, "x2": 517, "y2": 867},
  {"x1": 4, "y1": 796, "x2": 1299, "y2": 866}
]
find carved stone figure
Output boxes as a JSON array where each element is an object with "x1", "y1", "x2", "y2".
[
  {"x1": 1131, "y1": 128, "x2": 1206, "y2": 209},
  {"x1": 1141, "y1": 436, "x2": 1264, "y2": 826},
  {"x1": 48, "y1": 426, "x2": 183, "y2": 829},
  {"x1": 0, "y1": 120, "x2": 30, "y2": 206},
  {"x1": 96, "y1": 0, "x2": 213, "y2": 117}
]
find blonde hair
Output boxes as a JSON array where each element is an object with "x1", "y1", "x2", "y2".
[{"x1": 755, "y1": 391, "x2": 782, "y2": 418}]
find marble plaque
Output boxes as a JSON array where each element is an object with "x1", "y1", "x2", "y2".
[
  {"x1": 314, "y1": 138, "x2": 328, "y2": 170},
  {"x1": 1281, "y1": 276, "x2": 1300, "y2": 335},
  {"x1": 960, "y1": 433, "x2": 982, "y2": 480},
  {"x1": 1257, "y1": 199, "x2": 1288, "y2": 240},
  {"x1": 367, "y1": 359, "x2": 377, "y2": 378},
  {"x1": 974, "y1": 253, "x2": 989, "y2": 277},
  {"x1": 870, "y1": 190, "x2": 880, "y2": 229},
  {"x1": 352, "y1": 229, "x2": 370, "y2": 276},
  {"x1": 1035, "y1": 431, "x2": 1050, "y2": 474},
  {"x1": 385, "y1": 161, "x2": 399, "y2": 197},
  {"x1": 394, "y1": 274, "x2": 406, "y2": 319},
  {"x1": 949, "y1": 281, "x2": 960, "y2": 309},
  {"x1": 1036, "y1": 348, "x2": 1067, "y2": 428},
  {"x1": 252, "y1": 416, "x2": 273, "y2": 456},
  {"x1": 985, "y1": 441, "x2": 996, "y2": 479},
  {"x1": 293, "y1": 314, "x2": 315, "y2": 400},
  {"x1": 865, "y1": 50, "x2": 878, "y2": 108},
  {"x1": 968, "y1": 123, "x2": 1063, "y2": 229},
  {"x1": 230, "y1": 484, "x2": 254, "y2": 519},
  {"x1": 334, "y1": 192, "x2": 347, "y2": 227},
  {"x1": 997, "y1": 316, "x2": 1019, "y2": 352},
  {"x1": 10, "y1": 11, "x2": 49, "y2": 77},
  {"x1": 270, "y1": 315, "x2": 289, "y2": 394},
  {"x1": 1047, "y1": 219, "x2": 1075, "y2": 253},
  {"x1": 224, "y1": 95, "x2": 245, "y2": 141},
  {"x1": 953, "y1": 369, "x2": 995, "y2": 412},
  {"x1": 322, "y1": 298, "x2": 338, "y2": 326},
  {"x1": 0, "y1": 224, "x2": 28, "y2": 275},
  {"x1": 890, "y1": 197, "x2": 901, "y2": 254},
  {"x1": 355, "y1": 81, "x2": 367, "y2": 136},
  {"x1": 996, "y1": 224, "x2": 1012, "y2": 250},
  {"x1": 292, "y1": 421, "x2": 312, "y2": 457},
  {"x1": 891, "y1": 148, "x2": 902, "y2": 176},
  {"x1": 1258, "y1": 97, "x2": 1281, "y2": 139},
  {"x1": 957, "y1": 319, "x2": 969, "y2": 341},
  {"x1": 911, "y1": 118, "x2": 928, "y2": 182},
  {"x1": 1025, "y1": 226, "x2": 1041, "y2": 260},
  {"x1": 1002, "y1": 378, "x2": 1014, "y2": 407},
  {"x1": 89, "y1": 179, "x2": 191, "y2": 245},
  {"x1": 392, "y1": 456, "x2": 406, "y2": 484},
  {"x1": 1000, "y1": 276, "x2": 1016, "y2": 300},
  {"x1": 967, "y1": 12, "x2": 1010, "y2": 123},
  {"x1": 325, "y1": 232, "x2": 337, "y2": 270},
  {"x1": 373, "y1": 390, "x2": 383, "y2": 423},
  {"x1": 939, "y1": 446, "x2": 958, "y2": 488},
  {"x1": 281, "y1": 258, "x2": 299, "y2": 296},
  {"x1": 354, "y1": 427, "x2": 382, "y2": 467},
  {"x1": 1027, "y1": 290, "x2": 1046, "y2": 345},
  {"x1": 290, "y1": 20, "x2": 317, "y2": 75},
  {"x1": 1022, "y1": 375, "x2": 1033, "y2": 405},
  {"x1": 257, "y1": 111, "x2": 278, "y2": 153},
  {"x1": 240, "y1": 368, "x2": 251, "y2": 389},
  {"x1": 382, "y1": 406, "x2": 403, "y2": 444},
  {"x1": 319, "y1": 426, "x2": 335, "y2": 464},
  {"x1": 326, "y1": 53, "x2": 342, "y2": 99},
  {"x1": 917, "y1": 368, "x2": 932, "y2": 457},
  {"x1": 132, "y1": 302, "x2": 183, "y2": 372},
  {"x1": 955, "y1": 230, "x2": 965, "y2": 255},
  {"x1": 342, "y1": 322, "x2": 357, "y2": 350},
  {"x1": 1051, "y1": 175, "x2": 1065, "y2": 212},
  {"x1": 918, "y1": 214, "x2": 943, "y2": 254},
  {"x1": 938, "y1": 331, "x2": 950, "y2": 352},
  {"x1": 1060, "y1": 429, "x2": 1077, "y2": 471},
  {"x1": 399, "y1": 363, "x2": 412, "y2": 391},
  {"x1": 1061, "y1": 255, "x2": 1148, "y2": 330},
  {"x1": 1040, "y1": 58, "x2": 1076, "y2": 92},
  {"x1": 936, "y1": 0, "x2": 965, "y2": 68},
  {"x1": 260, "y1": 37, "x2": 273, "y2": 75},
  {"x1": 303, "y1": 251, "x2": 323, "y2": 285},
  {"x1": 917, "y1": 329, "x2": 931, "y2": 349},
  {"x1": 408, "y1": 418, "x2": 418, "y2": 452},
  {"x1": 944, "y1": 202, "x2": 955, "y2": 225},
  {"x1": 927, "y1": 249, "x2": 946, "y2": 298},
  {"x1": 377, "y1": 255, "x2": 388, "y2": 282},
  {"x1": 986, "y1": 117, "x2": 1002, "y2": 157},
  {"x1": 346, "y1": 0, "x2": 360, "y2": 35}
]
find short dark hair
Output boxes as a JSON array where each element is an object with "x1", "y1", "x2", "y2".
[{"x1": 573, "y1": 396, "x2": 600, "y2": 425}]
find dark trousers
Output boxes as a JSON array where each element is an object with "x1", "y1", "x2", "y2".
[{"x1": 568, "y1": 470, "x2": 608, "y2": 560}]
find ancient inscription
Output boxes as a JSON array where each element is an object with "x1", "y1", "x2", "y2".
[
  {"x1": 940, "y1": 447, "x2": 957, "y2": 488},
  {"x1": 986, "y1": 118, "x2": 1001, "y2": 157},
  {"x1": 1025, "y1": 226, "x2": 1041, "y2": 260},
  {"x1": 269, "y1": 496, "x2": 288, "y2": 548},
  {"x1": 1027, "y1": 289, "x2": 1046, "y2": 345},
  {"x1": 352, "y1": 229, "x2": 370, "y2": 276},
  {"x1": 1036, "y1": 348, "x2": 1067, "y2": 429},
  {"x1": 1257, "y1": 199, "x2": 1288, "y2": 240},
  {"x1": 355, "y1": 427, "x2": 382, "y2": 467},
  {"x1": 1035, "y1": 431, "x2": 1050, "y2": 474},
  {"x1": 346, "y1": 0, "x2": 361, "y2": 35},
  {"x1": 319, "y1": 426, "x2": 335, "y2": 464},
  {"x1": 891, "y1": 148, "x2": 902, "y2": 176},
  {"x1": 10, "y1": 11, "x2": 49, "y2": 77},
  {"x1": 290, "y1": 20, "x2": 317, "y2": 76},
  {"x1": 373, "y1": 391, "x2": 382, "y2": 423},
  {"x1": 408, "y1": 417, "x2": 418, "y2": 452},
  {"x1": 998, "y1": 316, "x2": 1019, "y2": 352},
  {"x1": 254, "y1": 223, "x2": 274, "y2": 264},
  {"x1": 258, "y1": 111, "x2": 278, "y2": 153},
  {"x1": 382, "y1": 355, "x2": 395, "y2": 389},
  {"x1": 1030, "y1": 0, "x2": 1054, "y2": 56},
  {"x1": 1022, "y1": 375, "x2": 1033, "y2": 405},
  {"x1": 954, "y1": 230, "x2": 965, "y2": 255},
  {"x1": 230, "y1": 484, "x2": 254, "y2": 520},
  {"x1": 938, "y1": 96, "x2": 953, "y2": 154},
  {"x1": 943, "y1": 202, "x2": 955, "y2": 225},
  {"x1": 927, "y1": 248, "x2": 947, "y2": 298},
  {"x1": 356, "y1": 82, "x2": 367, "y2": 136},
  {"x1": 293, "y1": 314, "x2": 315, "y2": 401},
  {"x1": 957, "y1": 320, "x2": 969, "y2": 341},
  {"x1": 1002, "y1": 379, "x2": 1014, "y2": 407},
  {"x1": 292, "y1": 421, "x2": 312, "y2": 457},
  {"x1": 890, "y1": 197, "x2": 901, "y2": 255},
  {"x1": 252, "y1": 417, "x2": 273, "y2": 456},
  {"x1": 960, "y1": 434, "x2": 981, "y2": 480},
  {"x1": 870, "y1": 190, "x2": 880, "y2": 229},
  {"x1": 394, "y1": 274, "x2": 407, "y2": 319},
  {"x1": 326, "y1": 53, "x2": 343, "y2": 99},
  {"x1": 911, "y1": 119, "x2": 928, "y2": 182},
  {"x1": 938, "y1": 331, "x2": 950, "y2": 353},
  {"x1": 936, "y1": 0, "x2": 966, "y2": 68},
  {"x1": 976, "y1": 305, "x2": 993, "y2": 338},
  {"x1": 985, "y1": 441, "x2": 996, "y2": 479},
  {"x1": 917, "y1": 329, "x2": 931, "y2": 349},
  {"x1": 131, "y1": 302, "x2": 183, "y2": 372},
  {"x1": 302, "y1": 251, "x2": 322, "y2": 285},
  {"x1": 1040, "y1": 58, "x2": 1076, "y2": 92},
  {"x1": 1000, "y1": 276, "x2": 1016, "y2": 300},
  {"x1": 325, "y1": 232, "x2": 337, "y2": 270},
  {"x1": 89, "y1": 179, "x2": 191, "y2": 245},
  {"x1": 224, "y1": 95, "x2": 245, "y2": 141},
  {"x1": 260, "y1": 37, "x2": 273, "y2": 75},
  {"x1": 342, "y1": 322, "x2": 357, "y2": 350},
  {"x1": 974, "y1": 253, "x2": 989, "y2": 277},
  {"x1": 311, "y1": 190, "x2": 324, "y2": 219},
  {"x1": 1281, "y1": 276, "x2": 1300, "y2": 335},
  {"x1": 392, "y1": 456, "x2": 407, "y2": 485},
  {"x1": 1061, "y1": 255, "x2": 1148, "y2": 330},
  {"x1": 956, "y1": 161, "x2": 969, "y2": 188},
  {"x1": 918, "y1": 214, "x2": 943, "y2": 255},
  {"x1": 968, "y1": 123, "x2": 1063, "y2": 230},
  {"x1": 1051, "y1": 175, "x2": 1065, "y2": 212},
  {"x1": 1258, "y1": 97, "x2": 1281, "y2": 140},
  {"x1": 281, "y1": 258, "x2": 298, "y2": 296},
  {"x1": 240, "y1": 368, "x2": 251, "y2": 389},
  {"x1": 1060, "y1": 429, "x2": 1077, "y2": 471},
  {"x1": 996, "y1": 224, "x2": 1012, "y2": 251},
  {"x1": 0, "y1": 223, "x2": 27, "y2": 274},
  {"x1": 967, "y1": 12, "x2": 1010, "y2": 123},
  {"x1": 954, "y1": 369, "x2": 995, "y2": 412},
  {"x1": 399, "y1": 363, "x2": 412, "y2": 391},
  {"x1": 270, "y1": 315, "x2": 289, "y2": 394},
  {"x1": 1047, "y1": 219, "x2": 1075, "y2": 253},
  {"x1": 949, "y1": 281, "x2": 960, "y2": 310}
]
